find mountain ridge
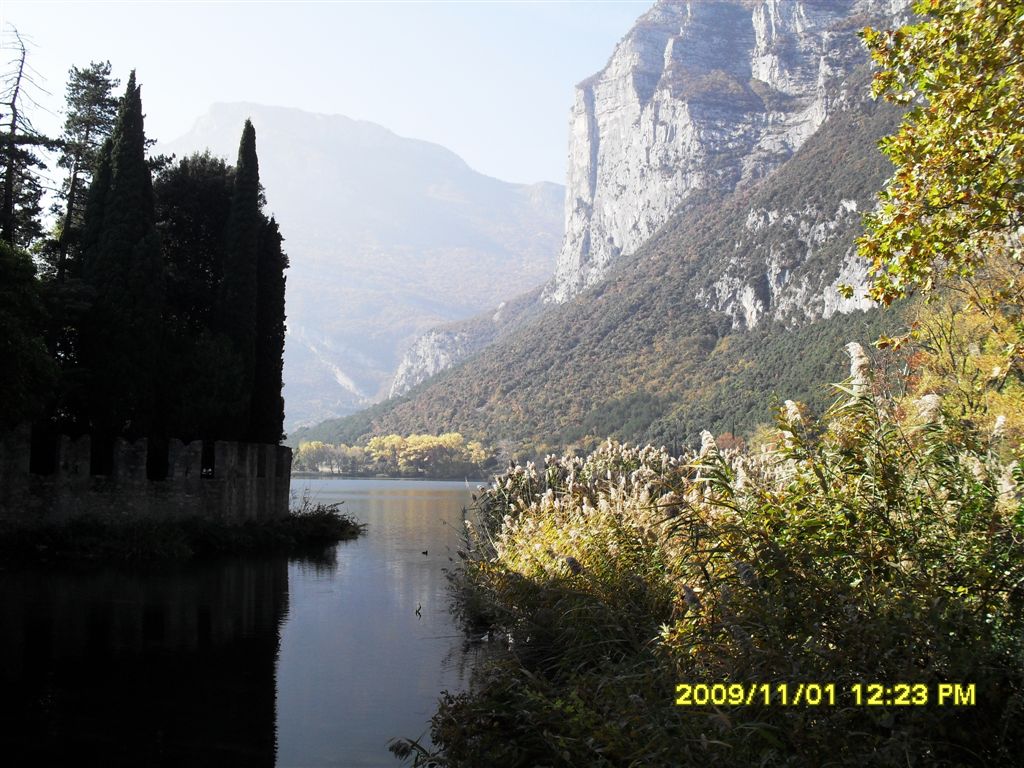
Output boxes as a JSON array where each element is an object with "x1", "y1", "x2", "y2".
[
  {"x1": 159, "y1": 103, "x2": 564, "y2": 429},
  {"x1": 385, "y1": 0, "x2": 906, "y2": 398}
]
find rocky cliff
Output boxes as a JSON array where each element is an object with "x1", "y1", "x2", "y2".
[
  {"x1": 546, "y1": 0, "x2": 904, "y2": 303},
  {"x1": 294, "y1": 88, "x2": 905, "y2": 451},
  {"x1": 386, "y1": 0, "x2": 905, "y2": 398}
]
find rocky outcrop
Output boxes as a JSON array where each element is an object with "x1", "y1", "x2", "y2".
[
  {"x1": 545, "y1": 0, "x2": 905, "y2": 304},
  {"x1": 388, "y1": 288, "x2": 545, "y2": 398},
  {"x1": 389, "y1": 330, "x2": 481, "y2": 398},
  {"x1": 696, "y1": 199, "x2": 875, "y2": 329}
]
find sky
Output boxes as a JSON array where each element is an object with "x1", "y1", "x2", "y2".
[{"x1": 0, "y1": 0, "x2": 653, "y2": 185}]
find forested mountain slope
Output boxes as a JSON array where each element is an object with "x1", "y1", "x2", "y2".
[{"x1": 294, "y1": 88, "x2": 905, "y2": 453}]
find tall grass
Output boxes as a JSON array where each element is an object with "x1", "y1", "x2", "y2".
[{"x1": 395, "y1": 347, "x2": 1024, "y2": 767}]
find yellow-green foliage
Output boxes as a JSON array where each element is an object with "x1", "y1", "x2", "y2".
[
  {"x1": 404, "y1": 348, "x2": 1024, "y2": 767},
  {"x1": 898, "y1": 273, "x2": 1024, "y2": 448},
  {"x1": 295, "y1": 432, "x2": 488, "y2": 477},
  {"x1": 858, "y1": 0, "x2": 1024, "y2": 304}
]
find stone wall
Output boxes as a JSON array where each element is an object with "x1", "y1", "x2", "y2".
[{"x1": 0, "y1": 425, "x2": 292, "y2": 524}]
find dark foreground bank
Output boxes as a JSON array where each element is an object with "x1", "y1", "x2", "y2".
[{"x1": 0, "y1": 502, "x2": 364, "y2": 564}]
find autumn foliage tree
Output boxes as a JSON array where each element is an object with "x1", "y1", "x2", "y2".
[
  {"x1": 857, "y1": 0, "x2": 1024, "y2": 305},
  {"x1": 856, "y1": 0, "x2": 1024, "y2": 442}
]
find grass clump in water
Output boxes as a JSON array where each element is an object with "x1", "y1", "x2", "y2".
[{"x1": 0, "y1": 499, "x2": 364, "y2": 563}]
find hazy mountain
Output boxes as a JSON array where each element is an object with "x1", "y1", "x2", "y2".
[
  {"x1": 293, "y1": 79, "x2": 905, "y2": 452},
  {"x1": 159, "y1": 103, "x2": 564, "y2": 430}
]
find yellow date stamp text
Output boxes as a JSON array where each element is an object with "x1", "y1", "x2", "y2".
[{"x1": 674, "y1": 682, "x2": 976, "y2": 707}]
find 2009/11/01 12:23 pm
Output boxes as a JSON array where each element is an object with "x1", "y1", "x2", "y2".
[{"x1": 675, "y1": 682, "x2": 977, "y2": 707}]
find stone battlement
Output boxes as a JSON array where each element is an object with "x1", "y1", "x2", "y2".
[{"x1": 0, "y1": 425, "x2": 292, "y2": 523}]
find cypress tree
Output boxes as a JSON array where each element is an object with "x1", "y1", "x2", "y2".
[
  {"x1": 154, "y1": 152, "x2": 243, "y2": 442},
  {"x1": 250, "y1": 216, "x2": 288, "y2": 443},
  {"x1": 220, "y1": 119, "x2": 261, "y2": 439},
  {"x1": 80, "y1": 71, "x2": 163, "y2": 439},
  {"x1": 78, "y1": 138, "x2": 112, "y2": 277}
]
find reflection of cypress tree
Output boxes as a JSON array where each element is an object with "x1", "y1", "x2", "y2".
[
  {"x1": 220, "y1": 120, "x2": 261, "y2": 439},
  {"x1": 80, "y1": 71, "x2": 163, "y2": 438},
  {"x1": 250, "y1": 216, "x2": 288, "y2": 443}
]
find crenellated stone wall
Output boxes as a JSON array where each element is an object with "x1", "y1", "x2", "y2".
[{"x1": 0, "y1": 425, "x2": 292, "y2": 524}]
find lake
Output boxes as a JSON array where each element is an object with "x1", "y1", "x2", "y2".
[{"x1": 0, "y1": 477, "x2": 481, "y2": 767}]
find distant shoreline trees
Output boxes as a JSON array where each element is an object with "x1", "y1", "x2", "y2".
[{"x1": 294, "y1": 432, "x2": 491, "y2": 478}]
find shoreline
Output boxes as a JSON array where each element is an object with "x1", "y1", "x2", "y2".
[
  {"x1": 0, "y1": 503, "x2": 365, "y2": 566},
  {"x1": 291, "y1": 471, "x2": 490, "y2": 483}
]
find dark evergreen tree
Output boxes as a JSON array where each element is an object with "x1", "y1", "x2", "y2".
[
  {"x1": 80, "y1": 71, "x2": 163, "y2": 439},
  {"x1": 219, "y1": 119, "x2": 262, "y2": 439},
  {"x1": 155, "y1": 152, "x2": 234, "y2": 333},
  {"x1": 154, "y1": 151, "x2": 243, "y2": 441},
  {"x1": 0, "y1": 240, "x2": 56, "y2": 430},
  {"x1": 250, "y1": 216, "x2": 288, "y2": 443},
  {"x1": 79, "y1": 137, "x2": 113, "y2": 262},
  {"x1": 52, "y1": 61, "x2": 119, "y2": 282}
]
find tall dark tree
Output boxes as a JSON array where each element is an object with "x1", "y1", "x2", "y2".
[
  {"x1": 52, "y1": 61, "x2": 119, "y2": 282},
  {"x1": 250, "y1": 216, "x2": 288, "y2": 443},
  {"x1": 80, "y1": 71, "x2": 163, "y2": 439},
  {"x1": 155, "y1": 151, "x2": 234, "y2": 333},
  {"x1": 0, "y1": 240, "x2": 56, "y2": 430},
  {"x1": 154, "y1": 151, "x2": 244, "y2": 441},
  {"x1": 79, "y1": 137, "x2": 113, "y2": 259},
  {"x1": 220, "y1": 119, "x2": 263, "y2": 439}
]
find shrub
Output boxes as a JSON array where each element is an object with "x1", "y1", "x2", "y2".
[{"x1": 399, "y1": 346, "x2": 1024, "y2": 767}]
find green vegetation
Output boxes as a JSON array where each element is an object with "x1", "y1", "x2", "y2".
[
  {"x1": 858, "y1": 0, "x2": 1024, "y2": 306},
  {"x1": 51, "y1": 60, "x2": 120, "y2": 283},
  {"x1": 395, "y1": 350, "x2": 1023, "y2": 765},
  {"x1": 0, "y1": 55, "x2": 289, "y2": 450},
  {"x1": 0, "y1": 240, "x2": 56, "y2": 430},
  {"x1": 294, "y1": 431, "x2": 491, "y2": 478},
  {"x1": 0, "y1": 501, "x2": 363, "y2": 564},
  {"x1": 79, "y1": 70, "x2": 164, "y2": 441}
]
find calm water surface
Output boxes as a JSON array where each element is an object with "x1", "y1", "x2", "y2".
[{"x1": 0, "y1": 477, "x2": 479, "y2": 767}]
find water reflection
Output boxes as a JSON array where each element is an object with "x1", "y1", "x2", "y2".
[
  {"x1": 0, "y1": 478, "x2": 478, "y2": 767},
  {"x1": 278, "y1": 478, "x2": 476, "y2": 768},
  {"x1": 0, "y1": 558, "x2": 289, "y2": 767}
]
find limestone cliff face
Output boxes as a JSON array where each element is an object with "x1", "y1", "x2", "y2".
[
  {"x1": 388, "y1": 330, "x2": 478, "y2": 399},
  {"x1": 545, "y1": 0, "x2": 903, "y2": 303},
  {"x1": 695, "y1": 199, "x2": 876, "y2": 330},
  {"x1": 386, "y1": 0, "x2": 906, "y2": 399}
]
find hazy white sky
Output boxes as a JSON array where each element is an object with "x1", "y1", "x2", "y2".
[{"x1": 0, "y1": 0, "x2": 652, "y2": 184}]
